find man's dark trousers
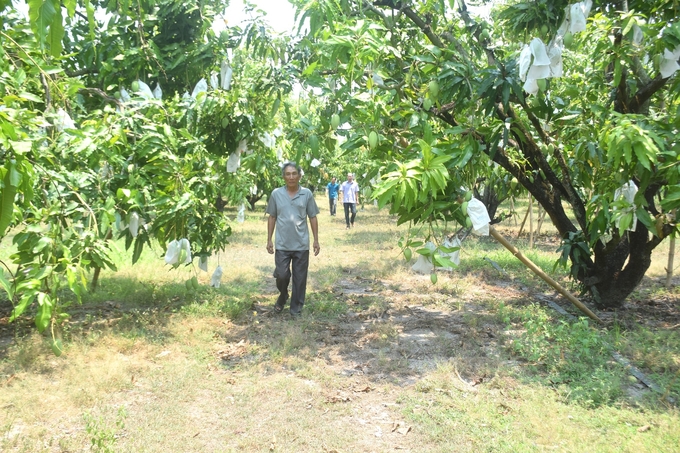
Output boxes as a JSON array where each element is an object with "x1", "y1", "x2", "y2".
[
  {"x1": 273, "y1": 250, "x2": 310, "y2": 315},
  {"x1": 343, "y1": 202, "x2": 357, "y2": 227}
]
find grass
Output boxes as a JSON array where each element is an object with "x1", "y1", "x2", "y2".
[{"x1": 0, "y1": 195, "x2": 679, "y2": 452}]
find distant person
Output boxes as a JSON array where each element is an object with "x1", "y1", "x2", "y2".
[
  {"x1": 266, "y1": 162, "x2": 320, "y2": 317},
  {"x1": 340, "y1": 172, "x2": 359, "y2": 229},
  {"x1": 327, "y1": 177, "x2": 340, "y2": 216}
]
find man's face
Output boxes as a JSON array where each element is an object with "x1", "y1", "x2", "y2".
[
  {"x1": 331, "y1": 177, "x2": 336, "y2": 183},
  {"x1": 284, "y1": 166, "x2": 300, "y2": 189},
  {"x1": 347, "y1": 174, "x2": 353, "y2": 183}
]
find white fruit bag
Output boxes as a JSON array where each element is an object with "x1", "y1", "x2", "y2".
[
  {"x1": 129, "y1": 212, "x2": 139, "y2": 237},
  {"x1": 178, "y1": 238, "x2": 192, "y2": 264},
  {"x1": 518, "y1": 45, "x2": 532, "y2": 81},
  {"x1": 153, "y1": 84, "x2": 163, "y2": 100},
  {"x1": 191, "y1": 78, "x2": 208, "y2": 99},
  {"x1": 210, "y1": 265, "x2": 223, "y2": 288},
  {"x1": 135, "y1": 80, "x2": 154, "y2": 99},
  {"x1": 411, "y1": 242, "x2": 435, "y2": 274},
  {"x1": 442, "y1": 236, "x2": 461, "y2": 268},
  {"x1": 529, "y1": 38, "x2": 551, "y2": 66},
  {"x1": 164, "y1": 240, "x2": 181, "y2": 265},
  {"x1": 226, "y1": 152, "x2": 240, "y2": 172},
  {"x1": 220, "y1": 61, "x2": 233, "y2": 90},
  {"x1": 199, "y1": 256, "x2": 208, "y2": 272},
  {"x1": 614, "y1": 180, "x2": 638, "y2": 232},
  {"x1": 467, "y1": 198, "x2": 491, "y2": 236},
  {"x1": 523, "y1": 78, "x2": 539, "y2": 96},
  {"x1": 569, "y1": 3, "x2": 587, "y2": 33}
]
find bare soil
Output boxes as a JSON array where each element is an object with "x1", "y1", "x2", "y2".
[{"x1": 0, "y1": 244, "x2": 680, "y2": 452}]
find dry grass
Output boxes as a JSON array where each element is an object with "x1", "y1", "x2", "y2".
[{"x1": 1, "y1": 195, "x2": 679, "y2": 452}]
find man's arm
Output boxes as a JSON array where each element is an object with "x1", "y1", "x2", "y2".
[
  {"x1": 266, "y1": 215, "x2": 276, "y2": 254},
  {"x1": 309, "y1": 216, "x2": 320, "y2": 256}
]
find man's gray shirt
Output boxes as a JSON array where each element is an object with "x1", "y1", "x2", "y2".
[{"x1": 266, "y1": 185, "x2": 319, "y2": 251}]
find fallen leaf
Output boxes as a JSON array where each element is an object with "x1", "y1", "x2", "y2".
[
  {"x1": 353, "y1": 385, "x2": 373, "y2": 393},
  {"x1": 326, "y1": 393, "x2": 352, "y2": 403},
  {"x1": 396, "y1": 426, "x2": 411, "y2": 435}
]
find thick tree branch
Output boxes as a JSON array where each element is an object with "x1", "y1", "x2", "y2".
[
  {"x1": 78, "y1": 87, "x2": 123, "y2": 108},
  {"x1": 628, "y1": 75, "x2": 670, "y2": 113},
  {"x1": 65, "y1": 67, "x2": 100, "y2": 77},
  {"x1": 370, "y1": 1, "x2": 444, "y2": 47},
  {"x1": 371, "y1": 0, "x2": 470, "y2": 62}
]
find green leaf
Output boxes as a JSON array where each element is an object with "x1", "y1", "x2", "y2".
[
  {"x1": 35, "y1": 0, "x2": 65, "y2": 56},
  {"x1": 0, "y1": 168, "x2": 17, "y2": 237},
  {"x1": 10, "y1": 140, "x2": 32, "y2": 153},
  {"x1": 635, "y1": 207, "x2": 655, "y2": 232},
  {"x1": 622, "y1": 16, "x2": 635, "y2": 36},
  {"x1": 35, "y1": 292, "x2": 52, "y2": 332},
  {"x1": 632, "y1": 144, "x2": 651, "y2": 170},
  {"x1": 0, "y1": 272, "x2": 13, "y2": 300},
  {"x1": 618, "y1": 211, "x2": 633, "y2": 236},
  {"x1": 10, "y1": 291, "x2": 37, "y2": 321},
  {"x1": 271, "y1": 97, "x2": 281, "y2": 119},
  {"x1": 28, "y1": 0, "x2": 58, "y2": 44},
  {"x1": 32, "y1": 236, "x2": 53, "y2": 253}
]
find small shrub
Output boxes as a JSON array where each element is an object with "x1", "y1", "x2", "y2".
[{"x1": 84, "y1": 406, "x2": 127, "y2": 453}]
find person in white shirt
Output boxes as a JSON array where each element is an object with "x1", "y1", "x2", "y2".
[{"x1": 339, "y1": 173, "x2": 359, "y2": 229}]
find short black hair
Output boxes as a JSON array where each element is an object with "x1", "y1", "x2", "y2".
[{"x1": 281, "y1": 161, "x2": 301, "y2": 176}]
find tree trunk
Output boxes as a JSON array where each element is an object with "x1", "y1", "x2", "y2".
[
  {"x1": 246, "y1": 194, "x2": 263, "y2": 211},
  {"x1": 589, "y1": 226, "x2": 653, "y2": 307},
  {"x1": 503, "y1": 163, "x2": 656, "y2": 309}
]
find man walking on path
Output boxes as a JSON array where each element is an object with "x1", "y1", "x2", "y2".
[
  {"x1": 340, "y1": 172, "x2": 359, "y2": 229},
  {"x1": 327, "y1": 177, "x2": 340, "y2": 216},
  {"x1": 266, "y1": 162, "x2": 320, "y2": 317}
]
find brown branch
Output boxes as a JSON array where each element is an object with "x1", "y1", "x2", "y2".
[
  {"x1": 455, "y1": 0, "x2": 495, "y2": 66},
  {"x1": 40, "y1": 73, "x2": 51, "y2": 110},
  {"x1": 65, "y1": 67, "x2": 100, "y2": 77},
  {"x1": 371, "y1": 0, "x2": 469, "y2": 62},
  {"x1": 628, "y1": 75, "x2": 670, "y2": 113},
  {"x1": 396, "y1": 6, "x2": 445, "y2": 48},
  {"x1": 78, "y1": 87, "x2": 123, "y2": 108}
]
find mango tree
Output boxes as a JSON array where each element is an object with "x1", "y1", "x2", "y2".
[
  {"x1": 290, "y1": 0, "x2": 679, "y2": 308},
  {"x1": 0, "y1": 0, "x2": 295, "y2": 338}
]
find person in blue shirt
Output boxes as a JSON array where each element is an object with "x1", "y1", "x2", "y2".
[{"x1": 326, "y1": 177, "x2": 340, "y2": 216}]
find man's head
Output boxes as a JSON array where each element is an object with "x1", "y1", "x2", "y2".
[
  {"x1": 282, "y1": 162, "x2": 301, "y2": 189},
  {"x1": 347, "y1": 173, "x2": 354, "y2": 182},
  {"x1": 331, "y1": 177, "x2": 336, "y2": 183}
]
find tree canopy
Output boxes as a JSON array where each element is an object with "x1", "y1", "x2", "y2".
[
  {"x1": 0, "y1": 0, "x2": 307, "y2": 334},
  {"x1": 1, "y1": 0, "x2": 679, "y2": 342},
  {"x1": 288, "y1": 0, "x2": 679, "y2": 308}
]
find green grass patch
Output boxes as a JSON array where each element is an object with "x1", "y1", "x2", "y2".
[{"x1": 499, "y1": 303, "x2": 627, "y2": 407}]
